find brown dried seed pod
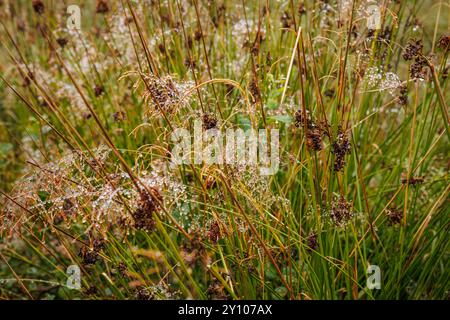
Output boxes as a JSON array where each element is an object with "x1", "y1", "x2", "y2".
[
  {"x1": 117, "y1": 262, "x2": 127, "y2": 277},
  {"x1": 330, "y1": 196, "x2": 353, "y2": 226},
  {"x1": 402, "y1": 39, "x2": 423, "y2": 61},
  {"x1": 78, "y1": 247, "x2": 99, "y2": 265},
  {"x1": 32, "y1": 0, "x2": 45, "y2": 15},
  {"x1": 386, "y1": 208, "x2": 403, "y2": 225},
  {"x1": 306, "y1": 232, "x2": 318, "y2": 252},
  {"x1": 207, "y1": 221, "x2": 221, "y2": 244},
  {"x1": 437, "y1": 35, "x2": 449, "y2": 52},
  {"x1": 56, "y1": 37, "x2": 68, "y2": 48},
  {"x1": 135, "y1": 287, "x2": 153, "y2": 300},
  {"x1": 202, "y1": 113, "x2": 217, "y2": 130},
  {"x1": 96, "y1": 0, "x2": 109, "y2": 14},
  {"x1": 306, "y1": 127, "x2": 324, "y2": 151},
  {"x1": 332, "y1": 128, "x2": 351, "y2": 172},
  {"x1": 398, "y1": 85, "x2": 408, "y2": 106},
  {"x1": 113, "y1": 111, "x2": 126, "y2": 122},
  {"x1": 401, "y1": 176, "x2": 424, "y2": 186},
  {"x1": 131, "y1": 188, "x2": 162, "y2": 233},
  {"x1": 94, "y1": 85, "x2": 104, "y2": 97}
]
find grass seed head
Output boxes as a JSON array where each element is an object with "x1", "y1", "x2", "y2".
[
  {"x1": 32, "y1": 0, "x2": 45, "y2": 15},
  {"x1": 96, "y1": 0, "x2": 109, "y2": 14},
  {"x1": 332, "y1": 128, "x2": 351, "y2": 172}
]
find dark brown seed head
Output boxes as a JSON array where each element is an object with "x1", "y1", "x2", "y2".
[
  {"x1": 56, "y1": 37, "x2": 68, "y2": 48},
  {"x1": 16, "y1": 19, "x2": 26, "y2": 32},
  {"x1": 113, "y1": 111, "x2": 126, "y2": 122},
  {"x1": 330, "y1": 196, "x2": 353, "y2": 226},
  {"x1": 78, "y1": 246, "x2": 99, "y2": 265},
  {"x1": 207, "y1": 279, "x2": 228, "y2": 299},
  {"x1": 438, "y1": 35, "x2": 450, "y2": 52},
  {"x1": 205, "y1": 175, "x2": 217, "y2": 189},
  {"x1": 266, "y1": 52, "x2": 272, "y2": 66},
  {"x1": 401, "y1": 175, "x2": 424, "y2": 186},
  {"x1": 442, "y1": 66, "x2": 449, "y2": 80},
  {"x1": 306, "y1": 127, "x2": 324, "y2": 151},
  {"x1": 84, "y1": 286, "x2": 98, "y2": 296},
  {"x1": 184, "y1": 57, "x2": 196, "y2": 69},
  {"x1": 132, "y1": 207, "x2": 156, "y2": 232},
  {"x1": 386, "y1": 208, "x2": 403, "y2": 225},
  {"x1": 132, "y1": 188, "x2": 162, "y2": 232},
  {"x1": 117, "y1": 262, "x2": 127, "y2": 277},
  {"x1": 281, "y1": 11, "x2": 292, "y2": 29},
  {"x1": 136, "y1": 287, "x2": 153, "y2": 300},
  {"x1": 94, "y1": 85, "x2": 104, "y2": 97},
  {"x1": 32, "y1": 0, "x2": 45, "y2": 15},
  {"x1": 207, "y1": 221, "x2": 221, "y2": 244},
  {"x1": 186, "y1": 35, "x2": 193, "y2": 49},
  {"x1": 92, "y1": 238, "x2": 105, "y2": 252},
  {"x1": 62, "y1": 198, "x2": 74, "y2": 215},
  {"x1": 294, "y1": 110, "x2": 310, "y2": 128},
  {"x1": 332, "y1": 128, "x2": 351, "y2": 172},
  {"x1": 410, "y1": 56, "x2": 428, "y2": 80},
  {"x1": 202, "y1": 113, "x2": 218, "y2": 130},
  {"x1": 402, "y1": 39, "x2": 423, "y2": 61},
  {"x1": 398, "y1": 85, "x2": 408, "y2": 106},
  {"x1": 298, "y1": 2, "x2": 306, "y2": 15},
  {"x1": 249, "y1": 79, "x2": 260, "y2": 104},
  {"x1": 306, "y1": 232, "x2": 318, "y2": 252},
  {"x1": 194, "y1": 29, "x2": 202, "y2": 41}
]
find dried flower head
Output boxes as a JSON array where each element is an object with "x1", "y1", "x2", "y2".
[
  {"x1": 398, "y1": 85, "x2": 408, "y2": 106},
  {"x1": 330, "y1": 196, "x2": 353, "y2": 226},
  {"x1": 249, "y1": 78, "x2": 261, "y2": 104},
  {"x1": 306, "y1": 128, "x2": 324, "y2": 151},
  {"x1": 96, "y1": 0, "x2": 109, "y2": 14},
  {"x1": 32, "y1": 0, "x2": 45, "y2": 15},
  {"x1": 130, "y1": 73, "x2": 193, "y2": 115},
  {"x1": 401, "y1": 175, "x2": 424, "y2": 186},
  {"x1": 79, "y1": 247, "x2": 100, "y2": 265},
  {"x1": 410, "y1": 55, "x2": 428, "y2": 80},
  {"x1": 135, "y1": 287, "x2": 154, "y2": 300},
  {"x1": 132, "y1": 188, "x2": 162, "y2": 233},
  {"x1": 94, "y1": 85, "x2": 104, "y2": 97},
  {"x1": 117, "y1": 261, "x2": 127, "y2": 277},
  {"x1": 207, "y1": 279, "x2": 228, "y2": 300},
  {"x1": 403, "y1": 39, "x2": 423, "y2": 61},
  {"x1": 306, "y1": 232, "x2": 318, "y2": 252},
  {"x1": 386, "y1": 208, "x2": 403, "y2": 225},
  {"x1": 402, "y1": 39, "x2": 429, "y2": 80},
  {"x1": 202, "y1": 113, "x2": 218, "y2": 130},
  {"x1": 294, "y1": 110, "x2": 326, "y2": 151},
  {"x1": 113, "y1": 111, "x2": 126, "y2": 122},
  {"x1": 332, "y1": 128, "x2": 351, "y2": 172},
  {"x1": 207, "y1": 221, "x2": 221, "y2": 244},
  {"x1": 56, "y1": 37, "x2": 68, "y2": 48},
  {"x1": 438, "y1": 35, "x2": 450, "y2": 52}
]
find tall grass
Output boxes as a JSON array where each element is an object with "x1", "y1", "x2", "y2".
[{"x1": 0, "y1": 0, "x2": 448, "y2": 299}]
